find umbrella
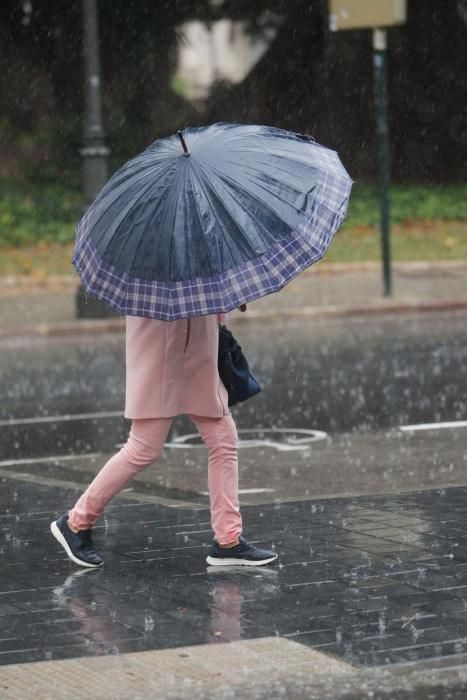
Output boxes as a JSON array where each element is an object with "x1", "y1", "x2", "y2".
[{"x1": 73, "y1": 122, "x2": 352, "y2": 320}]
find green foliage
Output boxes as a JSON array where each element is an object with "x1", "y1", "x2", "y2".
[
  {"x1": 327, "y1": 222, "x2": 467, "y2": 263},
  {"x1": 170, "y1": 75, "x2": 189, "y2": 98},
  {"x1": 344, "y1": 183, "x2": 467, "y2": 229},
  {"x1": 0, "y1": 179, "x2": 84, "y2": 247},
  {"x1": 0, "y1": 179, "x2": 466, "y2": 251}
]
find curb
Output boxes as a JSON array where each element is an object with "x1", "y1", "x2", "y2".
[
  {"x1": 247, "y1": 297, "x2": 467, "y2": 321},
  {"x1": 1, "y1": 298, "x2": 467, "y2": 340},
  {"x1": 312, "y1": 260, "x2": 467, "y2": 273},
  {"x1": 1, "y1": 261, "x2": 467, "y2": 295}
]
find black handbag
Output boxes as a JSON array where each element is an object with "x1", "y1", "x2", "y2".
[{"x1": 218, "y1": 324, "x2": 262, "y2": 407}]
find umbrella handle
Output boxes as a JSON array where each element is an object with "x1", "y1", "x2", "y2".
[{"x1": 177, "y1": 130, "x2": 190, "y2": 157}]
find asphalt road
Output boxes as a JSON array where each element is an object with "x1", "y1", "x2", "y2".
[{"x1": 1, "y1": 310, "x2": 466, "y2": 503}]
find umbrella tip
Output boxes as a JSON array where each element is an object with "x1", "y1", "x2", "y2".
[{"x1": 177, "y1": 130, "x2": 190, "y2": 157}]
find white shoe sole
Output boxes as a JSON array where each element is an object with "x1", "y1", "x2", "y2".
[
  {"x1": 50, "y1": 521, "x2": 103, "y2": 568},
  {"x1": 206, "y1": 554, "x2": 278, "y2": 567}
]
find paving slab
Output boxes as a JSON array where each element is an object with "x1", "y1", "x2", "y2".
[
  {"x1": 3, "y1": 477, "x2": 467, "y2": 697},
  {"x1": 0, "y1": 637, "x2": 353, "y2": 700}
]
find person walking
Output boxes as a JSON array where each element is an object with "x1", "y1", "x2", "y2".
[
  {"x1": 50, "y1": 311, "x2": 278, "y2": 569},
  {"x1": 53, "y1": 123, "x2": 351, "y2": 570}
]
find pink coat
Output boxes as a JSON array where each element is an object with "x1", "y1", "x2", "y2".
[{"x1": 124, "y1": 313, "x2": 229, "y2": 419}]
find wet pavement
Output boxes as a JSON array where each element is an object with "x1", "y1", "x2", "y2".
[
  {"x1": 1, "y1": 310, "x2": 467, "y2": 697},
  {"x1": 4, "y1": 478, "x2": 467, "y2": 698},
  {"x1": 2, "y1": 310, "x2": 467, "y2": 430},
  {"x1": 1, "y1": 310, "x2": 466, "y2": 502},
  {"x1": 3, "y1": 477, "x2": 467, "y2": 666}
]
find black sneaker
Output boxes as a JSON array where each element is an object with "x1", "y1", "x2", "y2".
[
  {"x1": 206, "y1": 535, "x2": 278, "y2": 567},
  {"x1": 50, "y1": 513, "x2": 103, "y2": 568}
]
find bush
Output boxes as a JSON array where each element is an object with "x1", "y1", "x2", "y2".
[
  {"x1": 1, "y1": 179, "x2": 466, "y2": 249},
  {"x1": 344, "y1": 183, "x2": 467, "y2": 229},
  {"x1": 0, "y1": 179, "x2": 84, "y2": 247}
]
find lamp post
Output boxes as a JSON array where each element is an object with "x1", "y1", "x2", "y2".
[
  {"x1": 82, "y1": 0, "x2": 109, "y2": 202},
  {"x1": 77, "y1": 0, "x2": 112, "y2": 317}
]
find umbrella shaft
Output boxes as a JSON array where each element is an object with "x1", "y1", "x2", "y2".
[
  {"x1": 184, "y1": 319, "x2": 191, "y2": 353},
  {"x1": 177, "y1": 130, "x2": 190, "y2": 157}
]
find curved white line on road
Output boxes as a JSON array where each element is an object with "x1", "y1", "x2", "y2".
[
  {"x1": 400, "y1": 420, "x2": 467, "y2": 432},
  {"x1": 167, "y1": 428, "x2": 328, "y2": 452}
]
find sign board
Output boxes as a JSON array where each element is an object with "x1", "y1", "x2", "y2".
[{"x1": 329, "y1": 0, "x2": 406, "y2": 31}]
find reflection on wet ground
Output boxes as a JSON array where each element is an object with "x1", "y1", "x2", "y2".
[{"x1": 3, "y1": 478, "x2": 467, "y2": 669}]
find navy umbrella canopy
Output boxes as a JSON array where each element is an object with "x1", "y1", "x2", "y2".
[{"x1": 73, "y1": 123, "x2": 352, "y2": 320}]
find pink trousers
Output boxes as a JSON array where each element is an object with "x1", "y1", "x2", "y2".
[{"x1": 68, "y1": 414, "x2": 242, "y2": 545}]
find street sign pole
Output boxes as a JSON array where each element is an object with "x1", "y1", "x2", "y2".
[
  {"x1": 329, "y1": 1, "x2": 406, "y2": 298},
  {"x1": 373, "y1": 28, "x2": 392, "y2": 297}
]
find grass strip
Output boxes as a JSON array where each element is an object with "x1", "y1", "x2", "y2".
[{"x1": 1, "y1": 221, "x2": 466, "y2": 277}]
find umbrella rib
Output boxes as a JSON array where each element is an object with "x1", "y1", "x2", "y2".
[
  {"x1": 90, "y1": 165, "x2": 171, "y2": 252},
  {"x1": 218, "y1": 158, "x2": 315, "y2": 201},
  {"x1": 187, "y1": 163, "x2": 220, "y2": 275},
  {"x1": 98, "y1": 165, "x2": 180, "y2": 264},
  {"x1": 227, "y1": 147, "x2": 339, "y2": 173},
  {"x1": 166, "y1": 158, "x2": 191, "y2": 280},
  {"x1": 197, "y1": 160, "x2": 306, "y2": 230},
  {"x1": 220, "y1": 156, "x2": 313, "y2": 189},
  {"x1": 189, "y1": 159, "x2": 242, "y2": 271},
  {"x1": 123, "y1": 173, "x2": 181, "y2": 276},
  {"x1": 193, "y1": 160, "x2": 281, "y2": 255}
]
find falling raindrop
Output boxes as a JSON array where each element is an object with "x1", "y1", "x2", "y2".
[{"x1": 144, "y1": 612, "x2": 155, "y2": 632}]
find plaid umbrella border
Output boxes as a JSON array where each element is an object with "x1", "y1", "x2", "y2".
[{"x1": 73, "y1": 175, "x2": 352, "y2": 321}]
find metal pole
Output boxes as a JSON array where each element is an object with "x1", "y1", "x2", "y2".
[
  {"x1": 78, "y1": 0, "x2": 113, "y2": 318},
  {"x1": 373, "y1": 28, "x2": 392, "y2": 297},
  {"x1": 82, "y1": 0, "x2": 109, "y2": 203}
]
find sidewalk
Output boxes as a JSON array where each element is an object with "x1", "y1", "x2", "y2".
[
  {"x1": 1, "y1": 260, "x2": 467, "y2": 335},
  {"x1": 3, "y1": 476, "x2": 467, "y2": 699}
]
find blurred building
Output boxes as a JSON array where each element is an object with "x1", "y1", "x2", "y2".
[{"x1": 175, "y1": 20, "x2": 276, "y2": 102}]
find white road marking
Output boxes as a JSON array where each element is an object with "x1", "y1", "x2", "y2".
[
  {"x1": 167, "y1": 428, "x2": 328, "y2": 452},
  {"x1": 0, "y1": 468, "x2": 204, "y2": 509},
  {"x1": 198, "y1": 487, "x2": 275, "y2": 496},
  {"x1": 0, "y1": 453, "x2": 102, "y2": 467},
  {"x1": 0, "y1": 411, "x2": 122, "y2": 427},
  {"x1": 1, "y1": 414, "x2": 327, "y2": 454},
  {"x1": 400, "y1": 420, "x2": 467, "y2": 432}
]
